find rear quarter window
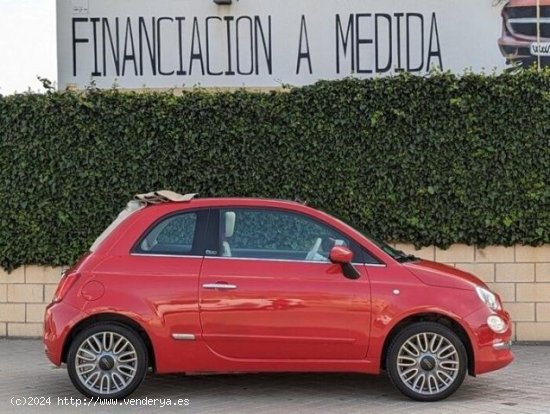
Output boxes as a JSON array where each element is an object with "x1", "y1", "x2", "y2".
[{"x1": 133, "y1": 211, "x2": 200, "y2": 256}]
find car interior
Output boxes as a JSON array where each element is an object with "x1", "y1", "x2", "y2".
[
  {"x1": 139, "y1": 213, "x2": 196, "y2": 254},
  {"x1": 220, "y1": 210, "x2": 345, "y2": 262}
]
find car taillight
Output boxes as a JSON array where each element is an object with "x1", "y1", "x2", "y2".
[{"x1": 52, "y1": 271, "x2": 80, "y2": 303}]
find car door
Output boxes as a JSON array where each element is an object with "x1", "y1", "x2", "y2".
[
  {"x1": 124, "y1": 209, "x2": 208, "y2": 339},
  {"x1": 198, "y1": 207, "x2": 372, "y2": 360}
]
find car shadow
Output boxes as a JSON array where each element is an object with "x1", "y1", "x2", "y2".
[{"x1": 134, "y1": 371, "x2": 494, "y2": 403}]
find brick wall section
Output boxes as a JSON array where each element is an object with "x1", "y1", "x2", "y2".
[
  {"x1": 0, "y1": 244, "x2": 548, "y2": 340},
  {"x1": 0, "y1": 266, "x2": 63, "y2": 338}
]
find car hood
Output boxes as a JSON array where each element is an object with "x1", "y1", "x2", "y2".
[
  {"x1": 507, "y1": 0, "x2": 550, "y2": 7},
  {"x1": 404, "y1": 259, "x2": 487, "y2": 291}
]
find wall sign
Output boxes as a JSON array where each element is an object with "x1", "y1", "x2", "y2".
[{"x1": 57, "y1": 0, "x2": 507, "y2": 89}]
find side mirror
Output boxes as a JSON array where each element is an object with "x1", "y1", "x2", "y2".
[
  {"x1": 329, "y1": 246, "x2": 353, "y2": 264},
  {"x1": 330, "y1": 246, "x2": 361, "y2": 280}
]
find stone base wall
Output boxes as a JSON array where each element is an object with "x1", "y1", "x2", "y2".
[
  {"x1": 1, "y1": 244, "x2": 549, "y2": 340},
  {"x1": 0, "y1": 266, "x2": 63, "y2": 337}
]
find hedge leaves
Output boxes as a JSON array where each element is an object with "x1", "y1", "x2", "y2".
[{"x1": 0, "y1": 71, "x2": 548, "y2": 270}]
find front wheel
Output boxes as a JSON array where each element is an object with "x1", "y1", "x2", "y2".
[
  {"x1": 67, "y1": 323, "x2": 148, "y2": 399},
  {"x1": 386, "y1": 322, "x2": 468, "y2": 402}
]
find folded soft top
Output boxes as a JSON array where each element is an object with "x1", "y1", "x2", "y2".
[{"x1": 135, "y1": 190, "x2": 198, "y2": 205}]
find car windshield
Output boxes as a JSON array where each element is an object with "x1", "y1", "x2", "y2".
[
  {"x1": 90, "y1": 200, "x2": 145, "y2": 252},
  {"x1": 360, "y1": 232, "x2": 419, "y2": 263}
]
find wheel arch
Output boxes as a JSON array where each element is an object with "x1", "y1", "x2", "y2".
[
  {"x1": 61, "y1": 313, "x2": 156, "y2": 371},
  {"x1": 380, "y1": 312, "x2": 475, "y2": 376}
]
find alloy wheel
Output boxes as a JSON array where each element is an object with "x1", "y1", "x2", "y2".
[
  {"x1": 74, "y1": 331, "x2": 138, "y2": 395},
  {"x1": 396, "y1": 332, "x2": 460, "y2": 396}
]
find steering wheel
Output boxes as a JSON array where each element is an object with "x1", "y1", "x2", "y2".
[{"x1": 305, "y1": 237, "x2": 323, "y2": 261}]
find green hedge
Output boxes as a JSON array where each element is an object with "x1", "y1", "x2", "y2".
[{"x1": 0, "y1": 71, "x2": 549, "y2": 270}]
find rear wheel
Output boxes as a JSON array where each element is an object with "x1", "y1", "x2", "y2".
[
  {"x1": 67, "y1": 323, "x2": 148, "y2": 399},
  {"x1": 386, "y1": 322, "x2": 467, "y2": 402}
]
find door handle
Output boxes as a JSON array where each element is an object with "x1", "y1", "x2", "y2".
[{"x1": 202, "y1": 283, "x2": 238, "y2": 290}]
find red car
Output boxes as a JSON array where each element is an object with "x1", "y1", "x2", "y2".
[
  {"x1": 499, "y1": 0, "x2": 550, "y2": 67},
  {"x1": 44, "y1": 192, "x2": 513, "y2": 402}
]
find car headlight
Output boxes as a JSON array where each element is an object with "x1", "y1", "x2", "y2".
[
  {"x1": 476, "y1": 286, "x2": 501, "y2": 311},
  {"x1": 487, "y1": 315, "x2": 507, "y2": 333}
]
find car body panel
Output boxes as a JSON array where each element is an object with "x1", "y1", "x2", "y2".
[
  {"x1": 44, "y1": 197, "x2": 513, "y2": 379},
  {"x1": 199, "y1": 257, "x2": 371, "y2": 360},
  {"x1": 404, "y1": 259, "x2": 488, "y2": 290},
  {"x1": 365, "y1": 265, "x2": 483, "y2": 360}
]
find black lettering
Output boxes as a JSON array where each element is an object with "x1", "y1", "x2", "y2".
[
  {"x1": 157, "y1": 17, "x2": 174, "y2": 76},
  {"x1": 336, "y1": 14, "x2": 354, "y2": 74},
  {"x1": 189, "y1": 17, "x2": 205, "y2": 75},
  {"x1": 254, "y1": 16, "x2": 272, "y2": 75},
  {"x1": 205, "y1": 16, "x2": 223, "y2": 76},
  {"x1": 406, "y1": 13, "x2": 424, "y2": 72},
  {"x1": 176, "y1": 17, "x2": 187, "y2": 76},
  {"x1": 394, "y1": 13, "x2": 404, "y2": 72},
  {"x1": 427, "y1": 13, "x2": 443, "y2": 71},
  {"x1": 139, "y1": 17, "x2": 157, "y2": 76},
  {"x1": 224, "y1": 16, "x2": 235, "y2": 75},
  {"x1": 102, "y1": 18, "x2": 120, "y2": 76},
  {"x1": 90, "y1": 18, "x2": 101, "y2": 76},
  {"x1": 122, "y1": 17, "x2": 137, "y2": 76},
  {"x1": 356, "y1": 14, "x2": 372, "y2": 74},
  {"x1": 375, "y1": 14, "x2": 392, "y2": 73},
  {"x1": 296, "y1": 15, "x2": 312, "y2": 74},
  {"x1": 72, "y1": 18, "x2": 89, "y2": 77},
  {"x1": 236, "y1": 16, "x2": 254, "y2": 75}
]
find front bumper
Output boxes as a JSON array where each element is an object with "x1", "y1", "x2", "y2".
[
  {"x1": 498, "y1": 35, "x2": 533, "y2": 60},
  {"x1": 464, "y1": 306, "x2": 514, "y2": 375},
  {"x1": 499, "y1": 30, "x2": 550, "y2": 63},
  {"x1": 43, "y1": 301, "x2": 86, "y2": 366}
]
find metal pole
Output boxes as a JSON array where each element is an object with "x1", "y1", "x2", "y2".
[{"x1": 537, "y1": 0, "x2": 541, "y2": 71}]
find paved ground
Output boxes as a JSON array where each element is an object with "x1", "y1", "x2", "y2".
[{"x1": 0, "y1": 340, "x2": 549, "y2": 414}]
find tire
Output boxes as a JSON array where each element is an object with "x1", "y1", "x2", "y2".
[
  {"x1": 386, "y1": 322, "x2": 467, "y2": 402},
  {"x1": 67, "y1": 323, "x2": 148, "y2": 399}
]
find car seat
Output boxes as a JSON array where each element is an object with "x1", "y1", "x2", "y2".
[{"x1": 221, "y1": 211, "x2": 236, "y2": 257}]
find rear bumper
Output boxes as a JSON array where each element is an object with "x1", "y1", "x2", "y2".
[
  {"x1": 464, "y1": 307, "x2": 514, "y2": 375},
  {"x1": 43, "y1": 301, "x2": 86, "y2": 366}
]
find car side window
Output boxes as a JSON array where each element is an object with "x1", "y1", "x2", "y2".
[
  {"x1": 217, "y1": 208, "x2": 367, "y2": 263},
  {"x1": 134, "y1": 212, "x2": 198, "y2": 255}
]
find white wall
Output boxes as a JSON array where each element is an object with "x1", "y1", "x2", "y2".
[{"x1": 57, "y1": 0, "x2": 506, "y2": 90}]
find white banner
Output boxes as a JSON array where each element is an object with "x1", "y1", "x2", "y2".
[{"x1": 57, "y1": 0, "x2": 507, "y2": 90}]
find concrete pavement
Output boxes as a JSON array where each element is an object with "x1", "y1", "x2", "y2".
[{"x1": 0, "y1": 340, "x2": 549, "y2": 413}]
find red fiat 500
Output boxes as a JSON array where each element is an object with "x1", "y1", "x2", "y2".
[{"x1": 44, "y1": 192, "x2": 513, "y2": 402}]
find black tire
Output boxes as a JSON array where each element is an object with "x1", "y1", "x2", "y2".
[
  {"x1": 67, "y1": 323, "x2": 148, "y2": 399},
  {"x1": 386, "y1": 322, "x2": 467, "y2": 402}
]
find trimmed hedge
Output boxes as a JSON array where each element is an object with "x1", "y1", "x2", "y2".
[{"x1": 0, "y1": 71, "x2": 549, "y2": 270}]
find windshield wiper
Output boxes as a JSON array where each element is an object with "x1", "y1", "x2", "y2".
[{"x1": 394, "y1": 251, "x2": 419, "y2": 263}]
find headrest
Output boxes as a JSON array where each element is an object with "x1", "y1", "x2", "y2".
[{"x1": 224, "y1": 211, "x2": 236, "y2": 238}]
